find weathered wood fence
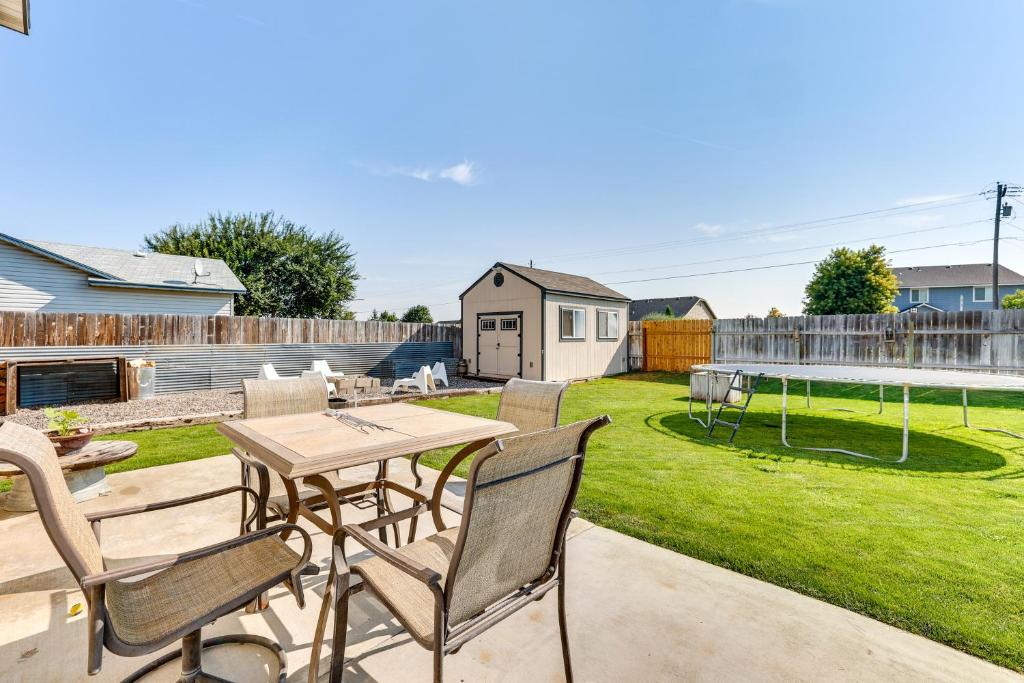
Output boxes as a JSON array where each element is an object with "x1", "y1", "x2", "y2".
[
  {"x1": 640, "y1": 319, "x2": 714, "y2": 372},
  {"x1": 713, "y1": 310, "x2": 1024, "y2": 373}
]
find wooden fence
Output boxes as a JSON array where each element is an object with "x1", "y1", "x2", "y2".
[
  {"x1": 0, "y1": 311, "x2": 461, "y2": 356},
  {"x1": 713, "y1": 310, "x2": 1024, "y2": 373},
  {"x1": 641, "y1": 319, "x2": 714, "y2": 372}
]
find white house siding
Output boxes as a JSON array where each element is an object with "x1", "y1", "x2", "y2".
[
  {"x1": 686, "y1": 302, "x2": 714, "y2": 320},
  {"x1": 0, "y1": 242, "x2": 234, "y2": 315},
  {"x1": 543, "y1": 293, "x2": 628, "y2": 382},
  {"x1": 461, "y1": 266, "x2": 542, "y2": 380}
]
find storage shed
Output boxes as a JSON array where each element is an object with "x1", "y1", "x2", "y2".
[{"x1": 460, "y1": 263, "x2": 630, "y2": 382}]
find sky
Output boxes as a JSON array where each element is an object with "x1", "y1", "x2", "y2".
[{"x1": 2, "y1": 0, "x2": 1023, "y2": 319}]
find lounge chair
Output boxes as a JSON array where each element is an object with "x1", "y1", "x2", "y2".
[
  {"x1": 391, "y1": 365, "x2": 436, "y2": 395},
  {"x1": 258, "y1": 362, "x2": 284, "y2": 380},
  {"x1": 0, "y1": 420, "x2": 317, "y2": 682},
  {"x1": 430, "y1": 361, "x2": 450, "y2": 388},
  {"x1": 334, "y1": 415, "x2": 611, "y2": 683},
  {"x1": 413, "y1": 378, "x2": 568, "y2": 521},
  {"x1": 311, "y1": 359, "x2": 345, "y2": 379}
]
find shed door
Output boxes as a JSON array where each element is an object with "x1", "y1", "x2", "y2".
[{"x1": 477, "y1": 314, "x2": 521, "y2": 378}]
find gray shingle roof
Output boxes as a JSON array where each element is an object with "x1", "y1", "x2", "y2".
[
  {"x1": 891, "y1": 264, "x2": 1024, "y2": 288},
  {"x1": 629, "y1": 296, "x2": 715, "y2": 320},
  {"x1": 495, "y1": 263, "x2": 629, "y2": 301},
  {"x1": 0, "y1": 233, "x2": 246, "y2": 293}
]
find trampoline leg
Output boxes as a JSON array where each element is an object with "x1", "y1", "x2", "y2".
[
  {"x1": 961, "y1": 388, "x2": 1024, "y2": 439},
  {"x1": 898, "y1": 384, "x2": 909, "y2": 464},
  {"x1": 781, "y1": 377, "x2": 790, "y2": 446},
  {"x1": 806, "y1": 380, "x2": 811, "y2": 409},
  {"x1": 878, "y1": 384, "x2": 884, "y2": 415}
]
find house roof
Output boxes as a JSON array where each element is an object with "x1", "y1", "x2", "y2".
[
  {"x1": 0, "y1": 233, "x2": 246, "y2": 294},
  {"x1": 628, "y1": 296, "x2": 716, "y2": 320},
  {"x1": 891, "y1": 264, "x2": 1024, "y2": 288},
  {"x1": 462, "y1": 262, "x2": 630, "y2": 301}
]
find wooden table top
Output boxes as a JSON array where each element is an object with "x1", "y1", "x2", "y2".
[
  {"x1": 0, "y1": 440, "x2": 138, "y2": 477},
  {"x1": 217, "y1": 402, "x2": 517, "y2": 479}
]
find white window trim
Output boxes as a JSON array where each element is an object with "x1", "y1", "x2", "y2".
[
  {"x1": 908, "y1": 288, "x2": 929, "y2": 304},
  {"x1": 596, "y1": 308, "x2": 620, "y2": 340},
  {"x1": 559, "y1": 306, "x2": 586, "y2": 341},
  {"x1": 973, "y1": 286, "x2": 993, "y2": 303},
  {"x1": 480, "y1": 318, "x2": 496, "y2": 331}
]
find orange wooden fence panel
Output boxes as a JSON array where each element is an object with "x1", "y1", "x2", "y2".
[{"x1": 642, "y1": 319, "x2": 713, "y2": 372}]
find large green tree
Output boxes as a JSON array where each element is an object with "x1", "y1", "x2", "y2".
[
  {"x1": 803, "y1": 245, "x2": 898, "y2": 315},
  {"x1": 401, "y1": 305, "x2": 433, "y2": 323},
  {"x1": 144, "y1": 212, "x2": 358, "y2": 318}
]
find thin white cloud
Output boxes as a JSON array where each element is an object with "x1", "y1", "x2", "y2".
[
  {"x1": 439, "y1": 161, "x2": 476, "y2": 186},
  {"x1": 357, "y1": 160, "x2": 478, "y2": 186},
  {"x1": 694, "y1": 222, "x2": 722, "y2": 237}
]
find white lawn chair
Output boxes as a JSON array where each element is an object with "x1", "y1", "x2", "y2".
[
  {"x1": 258, "y1": 363, "x2": 284, "y2": 381},
  {"x1": 302, "y1": 370, "x2": 338, "y2": 398},
  {"x1": 311, "y1": 360, "x2": 344, "y2": 379},
  {"x1": 391, "y1": 365, "x2": 436, "y2": 395},
  {"x1": 430, "y1": 361, "x2": 449, "y2": 388}
]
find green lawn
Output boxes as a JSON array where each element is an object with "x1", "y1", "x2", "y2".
[{"x1": 5, "y1": 374, "x2": 1023, "y2": 669}]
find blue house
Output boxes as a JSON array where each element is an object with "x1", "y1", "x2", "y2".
[{"x1": 891, "y1": 264, "x2": 1024, "y2": 312}]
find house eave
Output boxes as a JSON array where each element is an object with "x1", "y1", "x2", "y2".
[
  {"x1": 86, "y1": 278, "x2": 246, "y2": 295},
  {"x1": 0, "y1": 232, "x2": 119, "y2": 280}
]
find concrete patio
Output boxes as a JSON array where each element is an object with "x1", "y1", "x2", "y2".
[{"x1": 0, "y1": 454, "x2": 1020, "y2": 683}]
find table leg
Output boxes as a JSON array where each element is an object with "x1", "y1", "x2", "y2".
[{"x1": 410, "y1": 452, "x2": 424, "y2": 489}]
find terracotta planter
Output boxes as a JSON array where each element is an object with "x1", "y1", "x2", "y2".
[{"x1": 48, "y1": 429, "x2": 94, "y2": 456}]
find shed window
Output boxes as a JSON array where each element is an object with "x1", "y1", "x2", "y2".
[
  {"x1": 500, "y1": 318, "x2": 518, "y2": 331},
  {"x1": 908, "y1": 288, "x2": 928, "y2": 304},
  {"x1": 597, "y1": 309, "x2": 619, "y2": 340},
  {"x1": 560, "y1": 307, "x2": 585, "y2": 340},
  {"x1": 973, "y1": 286, "x2": 992, "y2": 302},
  {"x1": 480, "y1": 318, "x2": 496, "y2": 331}
]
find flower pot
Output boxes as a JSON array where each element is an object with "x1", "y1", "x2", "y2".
[{"x1": 48, "y1": 429, "x2": 94, "y2": 455}]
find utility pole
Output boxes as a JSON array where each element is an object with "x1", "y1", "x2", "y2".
[{"x1": 993, "y1": 182, "x2": 1005, "y2": 310}]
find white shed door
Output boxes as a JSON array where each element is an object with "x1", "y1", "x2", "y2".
[{"x1": 478, "y1": 314, "x2": 521, "y2": 378}]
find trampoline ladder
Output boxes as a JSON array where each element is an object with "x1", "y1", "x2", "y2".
[{"x1": 708, "y1": 370, "x2": 765, "y2": 444}]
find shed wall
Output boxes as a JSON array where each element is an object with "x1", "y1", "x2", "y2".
[
  {"x1": 543, "y1": 294, "x2": 628, "y2": 381},
  {"x1": 461, "y1": 266, "x2": 542, "y2": 379}
]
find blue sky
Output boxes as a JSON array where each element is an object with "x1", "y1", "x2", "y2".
[{"x1": 2, "y1": 0, "x2": 1023, "y2": 319}]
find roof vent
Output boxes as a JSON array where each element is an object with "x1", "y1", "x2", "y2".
[{"x1": 133, "y1": 250, "x2": 147, "y2": 258}]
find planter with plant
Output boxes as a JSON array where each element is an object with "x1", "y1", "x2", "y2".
[{"x1": 44, "y1": 408, "x2": 94, "y2": 455}]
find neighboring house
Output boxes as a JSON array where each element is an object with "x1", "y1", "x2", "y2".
[
  {"x1": 891, "y1": 264, "x2": 1024, "y2": 312},
  {"x1": 460, "y1": 262, "x2": 630, "y2": 382},
  {"x1": 629, "y1": 296, "x2": 716, "y2": 321},
  {"x1": 0, "y1": 233, "x2": 245, "y2": 315}
]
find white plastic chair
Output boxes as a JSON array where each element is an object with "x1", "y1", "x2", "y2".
[
  {"x1": 302, "y1": 370, "x2": 338, "y2": 398},
  {"x1": 258, "y1": 363, "x2": 283, "y2": 381},
  {"x1": 430, "y1": 361, "x2": 449, "y2": 388},
  {"x1": 311, "y1": 360, "x2": 344, "y2": 379},
  {"x1": 391, "y1": 365, "x2": 436, "y2": 395}
]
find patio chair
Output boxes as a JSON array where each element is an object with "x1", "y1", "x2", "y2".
[
  {"x1": 301, "y1": 369, "x2": 339, "y2": 398},
  {"x1": 258, "y1": 362, "x2": 285, "y2": 381},
  {"x1": 391, "y1": 365, "x2": 436, "y2": 395},
  {"x1": 430, "y1": 361, "x2": 450, "y2": 388},
  {"x1": 413, "y1": 378, "x2": 569, "y2": 524},
  {"x1": 311, "y1": 359, "x2": 345, "y2": 379},
  {"x1": 0, "y1": 420, "x2": 317, "y2": 682},
  {"x1": 334, "y1": 415, "x2": 611, "y2": 683}
]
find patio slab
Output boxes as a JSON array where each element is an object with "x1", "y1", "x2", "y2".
[{"x1": 0, "y1": 454, "x2": 1019, "y2": 682}]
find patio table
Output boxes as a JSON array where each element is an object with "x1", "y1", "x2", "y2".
[{"x1": 216, "y1": 402, "x2": 516, "y2": 682}]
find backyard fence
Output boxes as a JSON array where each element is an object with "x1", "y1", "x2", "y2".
[
  {"x1": 713, "y1": 310, "x2": 1024, "y2": 374},
  {"x1": 640, "y1": 319, "x2": 714, "y2": 372}
]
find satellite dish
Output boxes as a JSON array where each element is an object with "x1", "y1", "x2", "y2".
[{"x1": 193, "y1": 260, "x2": 211, "y2": 283}]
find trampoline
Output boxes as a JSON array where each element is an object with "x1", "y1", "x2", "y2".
[{"x1": 690, "y1": 363, "x2": 1024, "y2": 463}]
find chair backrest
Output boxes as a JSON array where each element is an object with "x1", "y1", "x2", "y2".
[
  {"x1": 242, "y1": 376, "x2": 328, "y2": 418},
  {"x1": 443, "y1": 415, "x2": 609, "y2": 627},
  {"x1": 0, "y1": 421, "x2": 104, "y2": 581},
  {"x1": 258, "y1": 363, "x2": 281, "y2": 381},
  {"x1": 431, "y1": 361, "x2": 448, "y2": 382},
  {"x1": 311, "y1": 360, "x2": 338, "y2": 376},
  {"x1": 496, "y1": 378, "x2": 569, "y2": 434}
]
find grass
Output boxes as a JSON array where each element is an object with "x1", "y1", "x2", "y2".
[{"x1": 5, "y1": 374, "x2": 1023, "y2": 669}]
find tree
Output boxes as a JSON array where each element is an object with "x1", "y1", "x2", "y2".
[
  {"x1": 803, "y1": 245, "x2": 898, "y2": 315},
  {"x1": 1002, "y1": 289, "x2": 1024, "y2": 309},
  {"x1": 664, "y1": 305, "x2": 674, "y2": 317},
  {"x1": 767, "y1": 307, "x2": 783, "y2": 318},
  {"x1": 144, "y1": 212, "x2": 358, "y2": 319},
  {"x1": 369, "y1": 309, "x2": 399, "y2": 322},
  {"x1": 401, "y1": 305, "x2": 433, "y2": 323}
]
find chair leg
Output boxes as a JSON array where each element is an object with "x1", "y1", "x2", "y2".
[
  {"x1": 557, "y1": 551, "x2": 573, "y2": 683},
  {"x1": 433, "y1": 646, "x2": 443, "y2": 683},
  {"x1": 329, "y1": 582, "x2": 352, "y2": 683}
]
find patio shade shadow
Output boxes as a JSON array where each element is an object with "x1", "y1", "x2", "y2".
[{"x1": 647, "y1": 410, "x2": 1006, "y2": 474}]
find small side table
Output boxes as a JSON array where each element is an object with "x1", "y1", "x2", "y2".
[{"x1": 0, "y1": 440, "x2": 138, "y2": 512}]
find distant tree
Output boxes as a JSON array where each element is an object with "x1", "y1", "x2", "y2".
[
  {"x1": 767, "y1": 307, "x2": 783, "y2": 318},
  {"x1": 1002, "y1": 289, "x2": 1024, "y2": 309},
  {"x1": 144, "y1": 211, "x2": 358, "y2": 319},
  {"x1": 369, "y1": 309, "x2": 399, "y2": 322},
  {"x1": 664, "y1": 305, "x2": 674, "y2": 317},
  {"x1": 642, "y1": 312, "x2": 673, "y2": 321},
  {"x1": 803, "y1": 245, "x2": 898, "y2": 315},
  {"x1": 401, "y1": 305, "x2": 433, "y2": 323}
]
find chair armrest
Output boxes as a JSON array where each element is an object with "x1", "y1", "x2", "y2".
[
  {"x1": 85, "y1": 485, "x2": 260, "y2": 522},
  {"x1": 342, "y1": 523, "x2": 441, "y2": 586},
  {"x1": 81, "y1": 523, "x2": 316, "y2": 589},
  {"x1": 431, "y1": 438, "x2": 494, "y2": 532}
]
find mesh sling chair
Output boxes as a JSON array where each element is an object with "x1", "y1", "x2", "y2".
[
  {"x1": 0, "y1": 420, "x2": 317, "y2": 682},
  {"x1": 411, "y1": 378, "x2": 569, "y2": 528},
  {"x1": 334, "y1": 414, "x2": 611, "y2": 683}
]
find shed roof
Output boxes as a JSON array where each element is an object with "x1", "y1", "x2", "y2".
[
  {"x1": 891, "y1": 263, "x2": 1024, "y2": 288},
  {"x1": 462, "y1": 262, "x2": 629, "y2": 301},
  {"x1": 0, "y1": 233, "x2": 246, "y2": 294}
]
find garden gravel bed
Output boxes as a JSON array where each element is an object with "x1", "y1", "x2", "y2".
[{"x1": 5, "y1": 377, "x2": 503, "y2": 432}]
